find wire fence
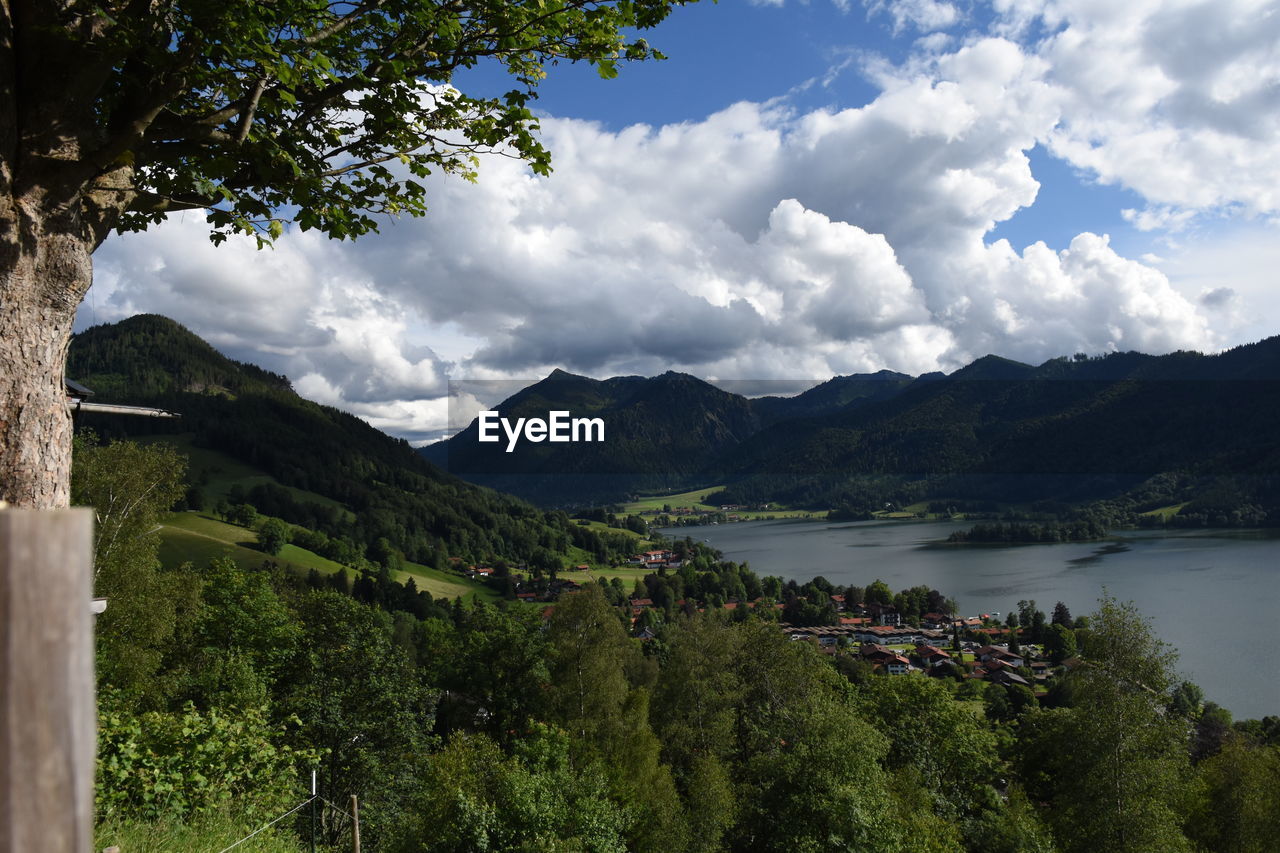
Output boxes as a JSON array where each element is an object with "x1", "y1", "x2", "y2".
[
  {"x1": 209, "y1": 788, "x2": 360, "y2": 853},
  {"x1": 214, "y1": 796, "x2": 316, "y2": 853}
]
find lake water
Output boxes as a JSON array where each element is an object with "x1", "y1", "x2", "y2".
[{"x1": 665, "y1": 519, "x2": 1280, "y2": 720}]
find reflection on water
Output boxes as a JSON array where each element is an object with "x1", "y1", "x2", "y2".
[
  {"x1": 1067, "y1": 542, "x2": 1131, "y2": 566},
  {"x1": 665, "y1": 519, "x2": 1280, "y2": 720}
]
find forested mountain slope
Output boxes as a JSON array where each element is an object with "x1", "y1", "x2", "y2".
[
  {"x1": 432, "y1": 338, "x2": 1280, "y2": 515},
  {"x1": 68, "y1": 315, "x2": 633, "y2": 568}
]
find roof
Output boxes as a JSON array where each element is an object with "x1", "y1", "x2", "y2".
[{"x1": 65, "y1": 378, "x2": 95, "y2": 398}]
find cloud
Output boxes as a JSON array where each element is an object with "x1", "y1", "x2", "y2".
[
  {"x1": 1200, "y1": 286, "x2": 1237, "y2": 309},
  {"x1": 84, "y1": 2, "x2": 1268, "y2": 440},
  {"x1": 866, "y1": 0, "x2": 963, "y2": 34},
  {"x1": 89, "y1": 218, "x2": 454, "y2": 441},
  {"x1": 1007, "y1": 0, "x2": 1280, "y2": 225}
]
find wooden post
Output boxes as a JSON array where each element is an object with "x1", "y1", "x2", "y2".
[
  {"x1": 351, "y1": 794, "x2": 360, "y2": 853},
  {"x1": 0, "y1": 508, "x2": 95, "y2": 853}
]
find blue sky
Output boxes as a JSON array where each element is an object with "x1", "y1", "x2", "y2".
[{"x1": 88, "y1": 0, "x2": 1280, "y2": 442}]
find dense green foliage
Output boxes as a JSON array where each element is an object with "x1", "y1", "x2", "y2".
[
  {"x1": 84, "y1": 437, "x2": 1280, "y2": 851},
  {"x1": 72, "y1": 322, "x2": 1280, "y2": 849},
  {"x1": 947, "y1": 519, "x2": 1110, "y2": 543}
]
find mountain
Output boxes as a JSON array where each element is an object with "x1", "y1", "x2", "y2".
[
  {"x1": 751, "y1": 370, "x2": 914, "y2": 424},
  {"x1": 68, "y1": 315, "x2": 644, "y2": 571},
  {"x1": 712, "y1": 342, "x2": 1280, "y2": 509},
  {"x1": 429, "y1": 369, "x2": 764, "y2": 504},
  {"x1": 432, "y1": 338, "x2": 1280, "y2": 513}
]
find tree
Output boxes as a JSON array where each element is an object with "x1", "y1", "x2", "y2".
[
  {"x1": 1015, "y1": 596, "x2": 1194, "y2": 853},
  {"x1": 1051, "y1": 601, "x2": 1073, "y2": 627},
  {"x1": 256, "y1": 517, "x2": 289, "y2": 555},
  {"x1": 1185, "y1": 736, "x2": 1280, "y2": 853},
  {"x1": 402, "y1": 729, "x2": 630, "y2": 851},
  {"x1": 1, "y1": 0, "x2": 694, "y2": 507},
  {"x1": 72, "y1": 434, "x2": 191, "y2": 699},
  {"x1": 226, "y1": 502, "x2": 258, "y2": 528},
  {"x1": 1043, "y1": 622, "x2": 1078, "y2": 665},
  {"x1": 855, "y1": 675, "x2": 998, "y2": 819}
]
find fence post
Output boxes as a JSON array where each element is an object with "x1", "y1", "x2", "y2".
[
  {"x1": 351, "y1": 795, "x2": 360, "y2": 853},
  {"x1": 0, "y1": 508, "x2": 95, "y2": 853}
]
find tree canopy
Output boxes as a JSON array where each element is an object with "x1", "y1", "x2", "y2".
[{"x1": 17, "y1": 0, "x2": 688, "y2": 247}]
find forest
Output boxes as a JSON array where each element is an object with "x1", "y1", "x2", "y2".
[{"x1": 82, "y1": 435, "x2": 1280, "y2": 853}]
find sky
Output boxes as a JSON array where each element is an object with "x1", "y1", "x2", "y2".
[{"x1": 81, "y1": 0, "x2": 1280, "y2": 443}]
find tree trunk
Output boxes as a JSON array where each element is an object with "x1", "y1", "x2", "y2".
[{"x1": 0, "y1": 198, "x2": 94, "y2": 508}]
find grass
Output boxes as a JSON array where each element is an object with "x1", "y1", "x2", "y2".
[
  {"x1": 158, "y1": 512, "x2": 497, "y2": 603},
  {"x1": 574, "y1": 518, "x2": 654, "y2": 544},
  {"x1": 399, "y1": 559, "x2": 498, "y2": 602},
  {"x1": 623, "y1": 486, "x2": 722, "y2": 513},
  {"x1": 576, "y1": 565, "x2": 654, "y2": 586},
  {"x1": 1140, "y1": 502, "x2": 1188, "y2": 520},
  {"x1": 622, "y1": 485, "x2": 825, "y2": 520},
  {"x1": 95, "y1": 814, "x2": 304, "y2": 853}
]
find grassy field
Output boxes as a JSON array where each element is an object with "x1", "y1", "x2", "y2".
[
  {"x1": 399, "y1": 559, "x2": 497, "y2": 602},
  {"x1": 623, "y1": 486, "x2": 724, "y2": 512},
  {"x1": 96, "y1": 815, "x2": 301, "y2": 853},
  {"x1": 622, "y1": 486, "x2": 825, "y2": 520},
  {"x1": 574, "y1": 518, "x2": 653, "y2": 543},
  {"x1": 158, "y1": 512, "x2": 496, "y2": 602},
  {"x1": 1140, "y1": 502, "x2": 1188, "y2": 520},
  {"x1": 571, "y1": 565, "x2": 653, "y2": 586}
]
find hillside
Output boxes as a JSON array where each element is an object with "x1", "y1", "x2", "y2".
[
  {"x1": 69, "y1": 315, "x2": 647, "y2": 575},
  {"x1": 427, "y1": 368, "x2": 766, "y2": 504},
  {"x1": 432, "y1": 339, "x2": 1280, "y2": 518}
]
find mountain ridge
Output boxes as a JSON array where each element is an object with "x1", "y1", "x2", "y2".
[{"x1": 431, "y1": 337, "x2": 1280, "y2": 510}]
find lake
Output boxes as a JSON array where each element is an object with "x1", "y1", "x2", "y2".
[{"x1": 665, "y1": 518, "x2": 1280, "y2": 720}]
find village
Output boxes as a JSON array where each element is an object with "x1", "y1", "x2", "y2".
[{"x1": 465, "y1": 546, "x2": 1055, "y2": 695}]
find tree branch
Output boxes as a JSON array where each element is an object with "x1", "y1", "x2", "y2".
[
  {"x1": 82, "y1": 36, "x2": 200, "y2": 174},
  {"x1": 302, "y1": 0, "x2": 387, "y2": 47},
  {"x1": 126, "y1": 191, "x2": 216, "y2": 214},
  {"x1": 234, "y1": 76, "x2": 270, "y2": 144}
]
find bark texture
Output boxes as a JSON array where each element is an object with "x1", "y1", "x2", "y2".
[
  {"x1": 1, "y1": 2, "x2": 130, "y2": 507},
  {"x1": 0, "y1": 223, "x2": 88, "y2": 508}
]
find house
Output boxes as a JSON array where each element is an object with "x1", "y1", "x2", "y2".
[
  {"x1": 988, "y1": 669, "x2": 1031, "y2": 688},
  {"x1": 860, "y1": 645, "x2": 910, "y2": 674},
  {"x1": 914, "y1": 644, "x2": 953, "y2": 669},
  {"x1": 866, "y1": 602, "x2": 901, "y2": 626},
  {"x1": 884, "y1": 655, "x2": 911, "y2": 675},
  {"x1": 856, "y1": 625, "x2": 925, "y2": 645},
  {"x1": 921, "y1": 612, "x2": 951, "y2": 629},
  {"x1": 975, "y1": 645, "x2": 1025, "y2": 668}
]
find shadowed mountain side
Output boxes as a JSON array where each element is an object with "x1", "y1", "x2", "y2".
[{"x1": 432, "y1": 338, "x2": 1280, "y2": 509}]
